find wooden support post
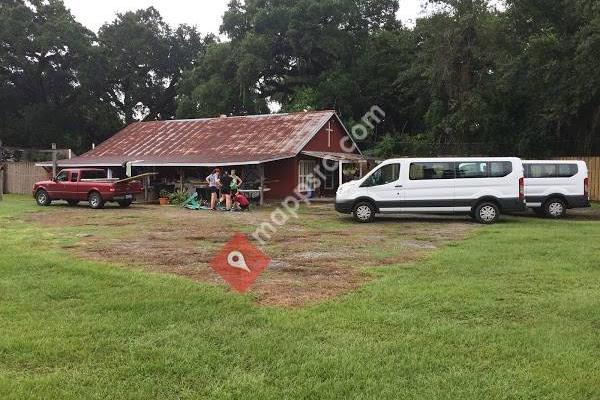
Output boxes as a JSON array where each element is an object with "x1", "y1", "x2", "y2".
[
  {"x1": 0, "y1": 167, "x2": 4, "y2": 201},
  {"x1": 359, "y1": 161, "x2": 363, "y2": 178},
  {"x1": 144, "y1": 175, "x2": 149, "y2": 203},
  {"x1": 259, "y1": 164, "x2": 265, "y2": 206},
  {"x1": 338, "y1": 160, "x2": 344, "y2": 185},
  {"x1": 51, "y1": 143, "x2": 57, "y2": 178},
  {"x1": 179, "y1": 168, "x2": 184, "y2": 191}
]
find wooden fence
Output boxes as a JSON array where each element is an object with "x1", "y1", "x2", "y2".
[
  {"x1": 3, "y1": 162, "x2": 49, "y2": 195},
  {"x1": 559, "y1": 156, "x2": 600, "y2": 201}
]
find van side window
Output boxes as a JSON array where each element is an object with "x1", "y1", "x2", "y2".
[
  {"x1": 489, "y1": 162, "x2": 512, "y2": 177},
  {"x1": 70, "y1": 172, "x2": 78, "y2": 182},
  {"x1": 525, "y1": 164, "x2": 553, "y2": 178},
  {"x1": 456, "y1": 161, "x2": 512, "y2": 178},
  {"x1": 361, "y1": 163, "x2": 400, "y2": 187},
  {"x1": 456, "y1": 162, "x2": 486, "y2": 178},
  {"x1": 557, "y1": 164, "x2": 578, "y2": 177},
  {"x1": 409, "y1": 162, "x2": 454, "y2": 180},
  {"x1": 525, "y1": 164, "x2": 577, "y2": 178}
]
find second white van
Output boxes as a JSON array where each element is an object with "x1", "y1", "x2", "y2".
[
  {"x1": 523, "y1": 160, "x2": 590, "y2": 218},
  {"x1": 335, "y1": 157, "x2": 525, "y2": 224}
]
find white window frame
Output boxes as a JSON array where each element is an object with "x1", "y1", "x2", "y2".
[{"x1": 298, "y1": 160, "x2": 317, "y2": 191}]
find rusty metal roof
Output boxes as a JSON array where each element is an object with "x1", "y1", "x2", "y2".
[
  {"x1": 56, "y1": 111, "x2": 337, "y2": 167},
  {"x1": 300, "y1": 151, "x2": 373, "y2": 162}
]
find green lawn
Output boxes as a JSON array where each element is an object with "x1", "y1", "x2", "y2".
[{"x1": 1, "y1": 195, "x2": 599, "y2": 399}]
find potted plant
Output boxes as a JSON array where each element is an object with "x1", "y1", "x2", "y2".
[{"x1": 159, "y1": 189, "x2": 170, "y2": 206}]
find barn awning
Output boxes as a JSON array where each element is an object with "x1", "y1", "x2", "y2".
[
  {"x1": 300, "y1": 151, "x2": 373, "y2": 162},
  {"x1": 35, "y1": 154, "x2": 293, "y2": 168}
]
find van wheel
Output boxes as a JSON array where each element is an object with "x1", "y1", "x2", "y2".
[
  {"x1": 36, "y1": 190, "x2": 51, "y2": 206},
  {"x1": 474, "y1": 202, "x2": 499, "y2": 224},
  {"x1": 544, "y1": 198, "x2": 566, "y2": 218},
  {"x1": 88, "y1": 192, "x2": 104, "y2": 209},
  {"x1": 353, "y1": 201, "x2": 375, "y2": 223}
]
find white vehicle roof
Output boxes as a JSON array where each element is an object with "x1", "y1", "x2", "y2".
[
  {"x1": 523, "y1": 160, "x2": 587, "y2": 165},
  {"x1": 380, "y1": 157, "x2": 522, "y2": 164}
]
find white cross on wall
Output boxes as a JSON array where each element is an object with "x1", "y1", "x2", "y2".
[{"x1": 326, "y1": 122, "x2": 333, "y2": 148}]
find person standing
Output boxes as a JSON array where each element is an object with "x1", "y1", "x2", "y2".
[
  {"x1": 230, "y1": 169, "x2": 243, "y2": 195},
  {"x1": 206, "y1": 168, "x2": 220, "y2": 210},
  {"x1": 218, "y1": 170, "x2": 233, "y2": 210}
]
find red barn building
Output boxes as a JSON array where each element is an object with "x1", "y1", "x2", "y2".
[{"x1": 47, "y1": 110, "x2": 369, "y2": 201}]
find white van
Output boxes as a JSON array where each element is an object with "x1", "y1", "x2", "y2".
[
  {"x1": 523, "y1": 160, "x2": 590, "y2": 218},
  {"x1": 335, "y1": 157, "x2": 525, "y2": 224}
]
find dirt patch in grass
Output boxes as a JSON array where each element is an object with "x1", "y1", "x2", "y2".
[
  {"x1": 27, "y1": 202, "x2": 475, "y2": 307},
  {"x1": 513, "y1": 205, "x2": 600, "y2": 221},
  {"x1": 565, "y1": 206, "x2": 600, "y2": 220}
]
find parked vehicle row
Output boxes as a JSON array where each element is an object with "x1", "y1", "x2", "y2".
[
  {"x1": 335, "y1": 158, "x2": 590, "y2": 224},
  {"x1": 34, "y1": 160, "x2": 591, "y2": 220},
  {"x1": 33, "y1": 168, "x2": 143, "y2": 209}
]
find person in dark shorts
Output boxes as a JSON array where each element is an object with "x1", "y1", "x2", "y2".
[
  {"x1": 218, "y1": 170, "x2": 233, "y2": 210},
  {"x1": 206, "y1": 168, "x2": 220, "y2": 210}
]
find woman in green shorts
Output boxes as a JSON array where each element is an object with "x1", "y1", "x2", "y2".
[{"x1": 230, "y1": 169, "x2": 243, "y2": 194}]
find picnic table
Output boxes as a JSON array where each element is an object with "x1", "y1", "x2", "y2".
[{"x1": 238, "y1": 188, "x2": 271, "y2": 206}]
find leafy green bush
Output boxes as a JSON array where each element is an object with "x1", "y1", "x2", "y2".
[{"x1": 168, "y1": 190, "x2": 188, "y2": 205}]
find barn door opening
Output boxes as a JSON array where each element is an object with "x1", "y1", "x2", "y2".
[
  {"x1": 298, "y1": 159, "x2": 317, "y2": 193},
  {"x1": 324, "y1": 159, "x2": 336, "y2": 190}
]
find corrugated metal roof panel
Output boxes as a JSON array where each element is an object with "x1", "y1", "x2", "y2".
[
  {"x1": 300, "y1": 151, "x2": 371, "y2": 162},
  {"x1": 64, "y1": 110, "x2": 336, "y2": 166}
]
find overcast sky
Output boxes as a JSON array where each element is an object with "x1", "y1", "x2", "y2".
[{"x1": 63, "y1": 0, "x2": 428, "y2": 35}]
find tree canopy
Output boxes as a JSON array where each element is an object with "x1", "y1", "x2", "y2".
[{"x1": 1, "y1": 0, "x2": 599, "y2": 156}]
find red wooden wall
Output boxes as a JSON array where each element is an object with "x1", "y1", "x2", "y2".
[
  {"x1": 303, "y1": 117, "x2": 360, "y2": 154},
  {"x1": 264, "y1": 116, "x2": 360, "y2": 199}
]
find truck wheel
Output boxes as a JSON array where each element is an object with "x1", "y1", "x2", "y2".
[
  {"x1": 352, "y1": 201, "x2": 375, "y2": 223},
  {"x1": 474, "y1": 202, "x2": 499, "y2": 224},
  {"x1": 67, "y1": 200, "x2": 79, "y2": 206},
  {"x1": 35, "y1": 190, "x2": 51, "y2": 206},
  {"x1": 118, "y1": 200, "x2": 132, "y2": 208},
  {"x1": 543, "y1": 198, "x2": 566, "y2": 218},
  {"x1": 88, "y1": 192, "x2": 104, "y2": 209}
]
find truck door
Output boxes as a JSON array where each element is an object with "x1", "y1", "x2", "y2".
[
  {"x1": 49, "y1": 170, "x2": 69, "y2": 199},
  {"x1": 64, "y1": 171, "x2": 79, "y2": 200}
]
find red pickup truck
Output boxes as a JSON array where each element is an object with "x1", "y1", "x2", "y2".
[{"x1": 33, "y1": 168, "x2": 143, "y2": 209}]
